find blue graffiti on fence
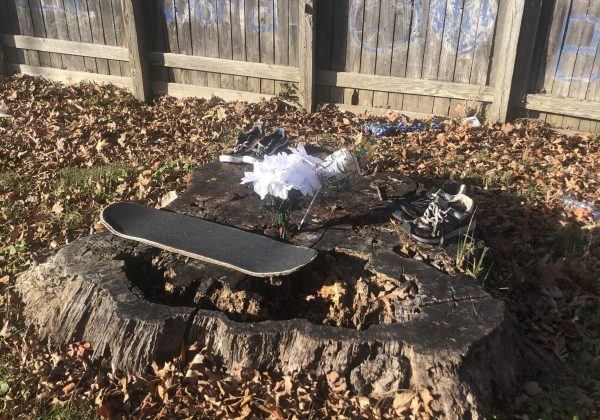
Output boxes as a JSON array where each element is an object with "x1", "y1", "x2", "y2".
[
  {"x1": 164, "y1": 0, "x2": 277, "y2": 33},
  {"x1": 350, "y1": 0, "x2": 422, "y2": 53},
  {"x1": 553, "y1": 14, "x2": 600, "y2": 83},
  {"x1": 351, "y1": 0, "x2": 497, "y2": 55},
  {"x1": 17, "y1": 0, "x2": 96, "y2": 20}
]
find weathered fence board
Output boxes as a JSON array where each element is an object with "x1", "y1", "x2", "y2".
[{"x1": 0, "y1": 0, "x2": 598, "y2": 131}]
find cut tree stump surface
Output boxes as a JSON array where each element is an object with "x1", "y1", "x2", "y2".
[{"x1": 16, "y1": 162, "x2": 517, "y2": 417}]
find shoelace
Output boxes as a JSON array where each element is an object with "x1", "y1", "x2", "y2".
[
  {"x1": 409, "y1": 189, "x2": 444, "y2": 212},
  {"x1": 418, "y1": 197, "x2": 450, "y2": 237}
]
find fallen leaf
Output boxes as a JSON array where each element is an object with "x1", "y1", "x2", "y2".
[
  {"x1": 393, "y1": 390, "x2": 417, "y2": 411},
  {"x1": 159, "y1": 190, "x2": 178, "y2": 208},
  {"x1": 52, "y1": 202, "x2": 64, "y2": 216},
  {"x1": 419, "y1": 388, "x2": 434, "y2": 415}
]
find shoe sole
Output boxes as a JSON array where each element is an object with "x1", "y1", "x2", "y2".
[
  {"x1": 392, "y1": 210, "x2": 414, "y2": 224},
  {"x1": 405, "y1": 221, "x2": 474, "y2": 245},
  {"x1": 219, "y1": 155, "x2": 245, "y2": 163}
]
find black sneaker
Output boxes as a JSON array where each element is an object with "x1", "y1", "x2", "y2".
[
  {"x1": 402, "y1": 194, "x2": 474, "y2": 245},
  {"x1": 393, "y1": 181, "x2": 466, "y2": 223},
  {"x1": 219, "y1": 124, "x2": 263, "y2": 163},
  {"x1": 242, "y1": 128, "x2": 288, "y2": 164}
]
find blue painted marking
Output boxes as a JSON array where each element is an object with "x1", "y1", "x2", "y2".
[
  {"x1": 351, "y1": 0, "x2": 496, "y2": 55},
  {"x1": 163, "y1": 0, "x2": 276, "y2": 32},
  {"x1": 247, "y1": 0, "x2": 278, "y2": 33},
  {"x1": 18, "y1": 0, "x2": 95, "y2": 19},
  {"x1": 193, "y1": 0, "x2": 216, "y2": 26},
  {"x1": 350, "y1": 0, "x2": 421, "y2": 54},
  {"x1": 164, "y1": 0, "x2": 176, "y2": 23},
  {"x1": 554, "y1": 14, "x2": 600, "y2": 83}
]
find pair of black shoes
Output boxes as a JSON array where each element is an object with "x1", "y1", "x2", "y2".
[
  {"x1": 219, "y1": 124, "x2": 288, "y2": 164},
  {"x1": 392, "y1": 182, "x2": 475, "y2": 245}
]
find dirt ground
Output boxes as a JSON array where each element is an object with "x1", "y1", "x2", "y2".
[{"x1": 1, "y1": 75, "x2": 600, "y2": 418}]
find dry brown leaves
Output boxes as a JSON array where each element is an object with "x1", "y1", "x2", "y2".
[{"x1": 1, "y1": 74, "x2": 600, "y2": 417}]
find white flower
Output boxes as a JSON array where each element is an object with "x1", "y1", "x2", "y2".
[{"x1": 241, "y1": 145, "x2": 323, "y2": 200}]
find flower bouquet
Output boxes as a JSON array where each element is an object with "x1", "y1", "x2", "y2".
[{"x1": 241, "y1": 145, "x2": 322, "y2": 238}]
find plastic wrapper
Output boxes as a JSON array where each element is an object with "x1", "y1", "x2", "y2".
[{"x1": 562, "y1": 195, "x2": 600, "y2": 222}]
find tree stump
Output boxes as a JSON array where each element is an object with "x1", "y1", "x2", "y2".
[{"x1": 16, "y1": 162, "x2": 517, "y2": 417}]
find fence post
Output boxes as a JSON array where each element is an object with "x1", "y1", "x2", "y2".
[
  {"x1": 122, "y1": 0, "x2": 151, "y2": 102},
  {"x1": 298, "y1": 0, "x2": 316, "y2": 112},
  {"x1": 507, "y1": 0, "x2": 543, "y2": 118},
  {"x1": 489, "y1": 0, "x2": 526, "y2": 122}
]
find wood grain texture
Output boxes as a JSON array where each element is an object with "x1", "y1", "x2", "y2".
[
  {"x1": 418, "y1": 0, "x2": 445, "y2": 114},
  {"x1": 27, "y1": 0, "x2": 53, "y2": 68},
  {"x1": 274, "y1": 0, "x2": 290, "y2": 96},
  {"x1": 432, "y1": 0, "x2": 465, "y2": 117},
  {"x1": 0, "y1": 34, "x2": 130, "y2": 60},
  {"x1": 508, "y1": 0, "x2": 542, "y2": 111},
  {"x1": 98, "y1": 0, "x2": 122, "y2": 75},
  {"x1": 328, "y1": 0, "x2": 349, "y2": 103},
  {"x1": 230, "y1": 0, "x2": 247, "y2": 91},
  {"x1": 7, "y1": 62, "x2": 134, "y2": 88},
  {"x1": 174, "y1": 0, "x2": 197, "y2": 86},
  {"x1": 204, "y1": 0, "x2": 221, "y2": 89},
  {"x1": 46, "y1": 0, "x2": 86, "y2": 70},
  {"x1": 525, "y1": 93, "x2": 600, "y2": 120},
  {"x1": 149, "y1": 52, "x2": 300, "y2": 80},
  {"x1": 298, "y1": 0, "x2": 316, "y2": 111},
  {"x1": 86, "y1": 0, "x2": 110, "y2": 74},
  {"x1": 317, "y1": 70, "x2": 495, "y2": 101},
  {"x1": 541, "y1": 0, "x2": 571, "y2": 128},
  {"x1": 123, "y1": 0, "x2": 151, "y2": 101},
  {"x1": 343, "y1": 0, "x2": 363, "y2": 106},
  {"x1": 489, "y1": 0, "x2": 525, "y2": 122},
  {"x1": 73, "y1": 0, "x2": 99, "y2": 72},
  {"x1": 357, "y1": 0, "x2": 379, "y2": 106},
  {"x1": 217, "y1": 0, "x2": 234, "y2": 91},
  {"x1": 315, "y1": 0, "x2": 333, "y2": 104},
  {"x1": 188, "y1": 0, "x2": 209, "y2": 86},
  {"x1": 372, "y1": 0, "x2": 396, "y2": 108},
  {"x1": 38, "y1": 0, "x2": 65, "y2": 69},
  {"x1": 245, "y1": 0, "x2": 261, "y2": 93},
  {"x1": 111, "y1": 0, "x2": 130, "y2": 75},
  {"x1": 15, "y1": 0, "x2": 41, "y2": 65},
  {"x1": 259, "y1": 0, "x2": 276, "y2": 94},
  {"x1": 449, "y1": 0, "x2": 482, "y2": 117},
  {"x1": 401, "y1": 0, "x2": 430, "y2": 114}
]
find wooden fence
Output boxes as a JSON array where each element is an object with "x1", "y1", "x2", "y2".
[{"x1": 0, "y1": 0, "x2": 598, "y2": 131}]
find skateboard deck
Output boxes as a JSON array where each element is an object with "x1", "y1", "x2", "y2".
[{"x1": 100, "y1": 202, "x2": 317, "y2": 277}]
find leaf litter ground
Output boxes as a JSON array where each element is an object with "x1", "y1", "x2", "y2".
[{"x1": 0, "y1": 75, "x2": 599, "y2": 418}]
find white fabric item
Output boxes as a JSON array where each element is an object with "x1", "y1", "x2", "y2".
[{"x1": 241, "y1": 144, "x2": 323, "y2": 200}]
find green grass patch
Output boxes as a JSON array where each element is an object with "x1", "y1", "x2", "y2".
[
  {"x1": 55, "y1": 162, "x2": 135, "y2": 200},
  {"x1": 57, "y1": 211, "x2": 85, "y2": 231},
  {"x1": 32, "y1": 405, "x2": 98, "y2": 420},
  {"x1": 151, "y1": 160, "x2": 194, "y2": 182},
  {"x1": 0, "y1": 171, "x2": 32, "y2": 195},
  {"x1": 524, "y1": 387, "x2": 593, "y2": 420}
]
